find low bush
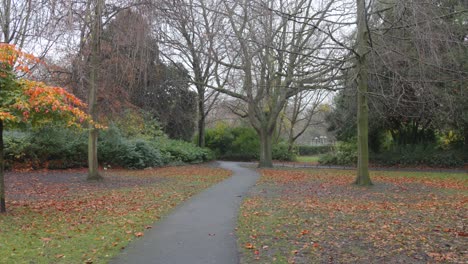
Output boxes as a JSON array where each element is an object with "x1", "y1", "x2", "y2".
[
  {"x1": 4, "y1": 123, "x2": 213, "y2": 170},
  {"x1": 98, "y1": 127, "x2": 165, "y2": 169},
  {"x1": 273, "y1": 142, "x2": 296, "y2": 161},
  {"x1": 371, "y1": 145, "x2": 464, "y2": 168},
  {"x1": 297, "y1": 145, "x2": 333, "y2": 156},
  {"x1": 318, "y1": 141, "x2": 464, "y2": 168},
  {"x1": 155, "y1": 138, "x2": 214, "y2": 164},
  {"x1": 318, "y1": 141, "x2": 356, "y2": 166},
  {"x1": 205, "y1": 124, "x2": 295, "y2": 161}
]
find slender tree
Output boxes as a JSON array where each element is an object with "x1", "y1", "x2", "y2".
[
  {"x1": 354, "y1": 0, "x2": 372, "y2": 185},
  {"x1": 87, "y1": 0, "x2": 104, "y2": 181}
]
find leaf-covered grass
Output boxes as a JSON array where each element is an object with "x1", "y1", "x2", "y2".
[
  {"x1": 238, "y1": 168, "x2": 467, "y2": 263},
  {"x1": 0, "y1": 166, "x2": 231, "y2": 264},
  {"x1": 296, "y1": 156, "x2": 320, "y2": 164}
]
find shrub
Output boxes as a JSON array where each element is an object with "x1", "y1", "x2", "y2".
[
  {"x1": 371, "y1": 145, "x2": 464, "y2": 168},
  {"x1": 155, "y1": 138, "x2": 213, "y2": 164},
  {"x1": 99, "y1": 126, "x2": 168, "y2": 169},
  {"x1": 273, "y1": 142, "x2": 296, "y2": 161},
  {"x1": 205, "y1": 124, "x2": 295, "y2": 161},
  {"x1": 4, "y1": 131, "x2": 32, "y2": 163},
  {"x1": 319, "y1": 141, "x2": 464, "y2": 168},
  {"x1": 297, "y1": 145, "x2": 333, "y2": 156},
  {"x1": 4, "y1": 123, "x2": 213, "y2": 170},
  {"x1": 318, "y1": 141, "x2": 357, "y2": 166},
  {"x1": 4, "y1": 127, "x2": 88, "y2": 169}
]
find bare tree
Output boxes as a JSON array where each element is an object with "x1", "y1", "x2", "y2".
[
  {"x1": 87, "y1": 0, "x2": 104, "y2": 181},
  {"x1": 354, "y1": 0, "x2": 372, "y2": 185},
  {"x1": 278, "y1": 89, "x2": 330, "y2": 152},
  {"x1": 205, "y1": 0, "x2": 345, "y2": 167},
  {"x1": 154, "y1": 0, "x2": 223, "y2": 147}
]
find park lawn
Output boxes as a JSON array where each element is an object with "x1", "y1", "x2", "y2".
[
  {"x1": 296, "y1": 156, "x2": 320, "y2": 164},
  {"x1": 0, "y1": 166, "x2": 231, "y2": 264},
  {"x1": 237, "y1": 168, "x2": 467, "y2": 263}
]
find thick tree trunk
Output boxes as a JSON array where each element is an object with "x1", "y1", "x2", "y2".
[
  {"x1": 87, "y1": 0, "x2": 103, "y2": 181},
  {"x1": 0, "y1": 121, "x2": 5, "y2": 212},
  {"x1": 355, "y1": 0, "x2": 372, "y2": 186},
  {"x1": 258, "y1": 129, "x2": 273, "y2": 168}
]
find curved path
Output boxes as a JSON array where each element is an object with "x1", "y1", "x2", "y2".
[{"x1": 110, "y1": 161, "x2": 259, "y2": 264}]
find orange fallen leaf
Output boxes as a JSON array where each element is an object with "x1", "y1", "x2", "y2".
[
  {"x1": 245, "y1": 243, "x2": 254, "y2": 249},
  {"x1": 134, "y1": 232, "x2": 144, "y2": 237}
]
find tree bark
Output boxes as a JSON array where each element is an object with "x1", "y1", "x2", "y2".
[
  {"x1": 197, "y1": 91, "x2": 205, "y2": 147},
  {"x1": 87, "y1": 0, "x2": 103, "y2": 181},
  {"x1": 355, "y1": 0, "x2": 372, "y2": 186},
  {"x1": 0, "y1": 120, "x2": 5, "y2": 212},
  {"x1": 258, "y1": 128, "x2": 273, "y2": 168}
]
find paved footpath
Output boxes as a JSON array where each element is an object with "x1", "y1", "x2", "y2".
[{"x1": 110, "y1": 161, "x2": 259, "y2": 264}]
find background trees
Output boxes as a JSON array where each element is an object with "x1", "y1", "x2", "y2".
[
  {"x1": 1, "y1": 0, "x2": 466, "y2": 189},
  {"x1": 154, "y1": 0, "x2": 223, "y2": 147},
  {"x1": 206, "y1": 0, "x2": 345, "y2": 167},
  {"x1": 327, "y1": 0, "x2": 467, "y2": 174}
]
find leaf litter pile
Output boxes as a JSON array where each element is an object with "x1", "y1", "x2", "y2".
[
  {"x1": 237, "y1": 169, "x2": 467, "y2": 263},
  {"x1": 0, "y1": 166, "x2": 230, "y2": 263}
]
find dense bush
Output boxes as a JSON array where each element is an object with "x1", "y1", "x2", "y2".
[
  {"x1": 4, "y1": 123, "x2": 213, "y2": 170},
  {"x1": 297, "y1": 145, "x2": 333, "y2": 155},
  {"x1": 371, "y1": 145, "x2": 464, "y2": 168},
  {"x1": 272, "y1": 142, "x2": 296, "y2": 161},
  {"x1": 155, "y1": 138, "x2": 214, "y2": 164},
  {"x1": 318, "y1": 141, "x2": 357, "y2": 166},
  {"x1": 98, "y1": 126, "x2": 165, "y2": 169},
  {"x1": 4, "y1": 128, "x2": 88, "y2": 169},
  {"x1": 205, "y1": 124, "x2": 295, "y2": 161},
  {"x1": 318, "y1": 140, "x2": 465, "y2": 168}
]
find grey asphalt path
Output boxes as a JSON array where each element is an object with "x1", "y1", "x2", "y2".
[{"x1": 110, "y1": 161, "x2": 259, "y2": 264}]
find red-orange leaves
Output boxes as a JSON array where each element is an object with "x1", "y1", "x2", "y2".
[{"x1": 0, "y1": 44, "x2": 92, "y2": 128}]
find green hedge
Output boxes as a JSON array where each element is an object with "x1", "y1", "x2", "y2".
[
  {"x1": 318, "y1": 141, "x2": 465, "y2": 168},
  {"x1": 205, "y1": 124, "x2": 295, "y2": 161},
  {"x1": 297, "y1": 145, "x2": 333, "y2": 155},
  {"x1": 318, "y1": 141, "x2": 356, "y2": 166},
  {"x1": 371, "y1": 146, "x2": 464, "y2": 168},
  {"x1": 4, "y1": 125, "x2": 213, "y2": 170}
]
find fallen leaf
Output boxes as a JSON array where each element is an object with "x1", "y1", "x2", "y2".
[{"x1": 245, "y1": 243, "x2": 255, "y2": 249}]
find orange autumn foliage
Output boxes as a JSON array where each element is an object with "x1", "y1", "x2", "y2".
[{"x1": 0, "y1": 43, "x2": 92, "y2": 128}]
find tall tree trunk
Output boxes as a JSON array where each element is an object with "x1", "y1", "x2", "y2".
[
  {"x1": 87, "y1": 0, "x2": 103, "y2": 181},
  {"x1": 0, "y1": 120, "x2": 5, "y2": 212},
  {"x1": 355, "y1": 0, "x2": 372, "y2": 186},
  {"x1": 259, "y1": 128, "x2": 273, "y2": 168},
  {"x1": 197, "y1": 91, "x2": 205, "y2": 147}
]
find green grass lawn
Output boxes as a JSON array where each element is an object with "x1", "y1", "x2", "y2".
[
  {"x1": 296, "y1": 155, "x2": 320, "y2": 163},
  {"x1": 0, "y1": 166, "x2": 230, "y2": 264},
  {"x1": 237, "y1": 168, "x2": 467, "y2": 263}
]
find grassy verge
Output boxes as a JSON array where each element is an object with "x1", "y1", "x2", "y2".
[
  {"x1": 296, "y1": 156, "x2": 320, "y2": 163},
  {"x1": 0, "y1": 166, "x2": 231, "y2": 264},
  {"x1": 237, "y1": 168, "x2": 467, "y2": 263}
]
